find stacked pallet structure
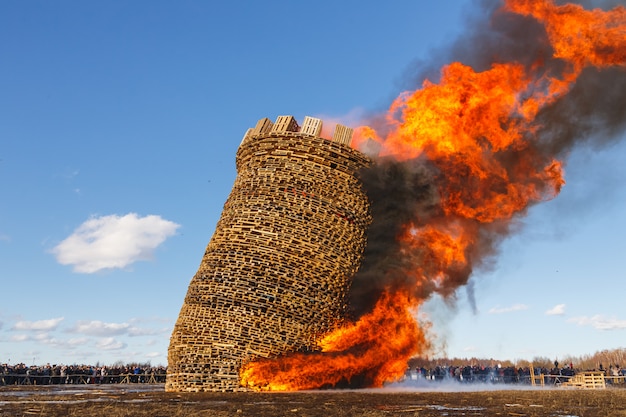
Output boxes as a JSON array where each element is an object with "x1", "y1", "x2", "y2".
[{"x1": 166, "y1": 116, "x2": 372, "y2": 392}]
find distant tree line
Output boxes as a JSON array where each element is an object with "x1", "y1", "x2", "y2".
[
  {"x1": 409, "y1": 347, "x2": 626, "y2": 372},
  {"x1": 404, "y1": 347, "x2": 626, "y2": 385}
]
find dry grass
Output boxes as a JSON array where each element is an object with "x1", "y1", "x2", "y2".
[{"x1": 1, "y1": 384, "x2": 625, "y2": 416}]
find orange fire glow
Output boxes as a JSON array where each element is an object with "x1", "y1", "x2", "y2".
[
  {"x1": 398, "y1": 222, "x2": 471, "y2": 293},
  {"x1": 241, "y1": 0, "x2": 626, "y2": 391},
  {"x1": 504, "y1": 0, "x2": 626, "y2": 73},
  {"x1": 240, "y1": 290, "x2": 427, "y2": 391}
]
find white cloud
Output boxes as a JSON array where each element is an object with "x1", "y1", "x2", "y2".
[
  {"x1": 33, "y1": 332, "x2": 51, "y2": 341},
  {"x1": 488, "y1": 304, "x2": 529, "y2": 314},
  {"x1": 12, "y1": 317, "x2": 64, "y2": 331},
  {"x1": 568, "y1": 315, "x2": 626, "y2": 330},
  {"x1": 36, "y1": 335, "x2": 63, "y2": 346},
  {"x1": 0, "y1": 233, "x2": 10, "y2": 242},
  {"x1": 545, "y1": 304, "x2": 566, "y2": 316},
  {"x1": 51, "y1": 213, "x2": 180, "y2": 273},
  {"x1": 10, "y1": 334, "x2": 30, "y2": 342},
  {"x1": 67, "y1": 337, "x2": 89, "y2": 346},
  {"x1": 129, "y1": 316, "x2": 172, "y2": 325},
  {"x1": 69, "y1": 320, "x2": 130, "y2": 336},
  {"x1": 127, "y1": 326, "x2": 169, "y2": 337},
  {"x1": 96, "y1": 337, "x2": 127, "y2": 350},
  {"x1": 37, "y1": 335, "x2": 89, "y2": 349},
  {"x1": 145, "y1": 351, "x2": 163, "y2": 359}
]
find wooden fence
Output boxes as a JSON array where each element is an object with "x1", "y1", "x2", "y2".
[{"x1": 0, "y1": 373, "x2": 166, "y2": 386}]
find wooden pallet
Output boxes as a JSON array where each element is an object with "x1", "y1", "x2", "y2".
[
  {"x1": 529, "y1": 364, "x2": 544, "y2": 387},
  {"x1": 561, "y1": 372, "x2": 606, "y2": 389}
]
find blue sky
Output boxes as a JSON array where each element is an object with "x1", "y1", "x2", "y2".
[{"x1": 1, "y1": 0, "x2": 625, "y2": 367}]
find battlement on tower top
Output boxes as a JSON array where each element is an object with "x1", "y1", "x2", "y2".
[{"x1": 241, "y1": 115, "x2": 355, "y2": 147}]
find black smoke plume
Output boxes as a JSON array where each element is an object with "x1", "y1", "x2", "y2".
[{"x1": 348, "y1": 0, "x2": 626, "y2": 318}]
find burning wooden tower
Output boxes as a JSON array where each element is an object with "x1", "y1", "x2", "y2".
[{"x1": 166, "y1": 115, "x2": 372, "y2": 392}]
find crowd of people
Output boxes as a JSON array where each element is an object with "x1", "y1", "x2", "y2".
[
  {"x1": 2, "y1": 361, "x2": 625, "y2": 386},
  {"x1": 404, "y1": 363, "x2": 626, "y2": 385},
  {"x1": 0, "y1": 363, "x2": 167, "y2": 385}
]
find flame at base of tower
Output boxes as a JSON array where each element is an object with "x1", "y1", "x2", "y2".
[
  {"x1": 239, "y1": 0, "x2": 626, "y2": 392},
  {"x1": 240, "y1": 290, "x2": 428, "y2": 391}
]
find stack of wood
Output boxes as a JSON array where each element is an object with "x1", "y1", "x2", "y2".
[
  {"x1": 561, "y1": 372, "x2": 607, "y2": 389},
  {"x1": 166, "y1": 116, "x2": 372, "y2": 392}
]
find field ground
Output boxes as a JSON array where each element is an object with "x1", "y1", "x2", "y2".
[{"x1": 1, "y1": 384, "x2": 625, "y2": 417}]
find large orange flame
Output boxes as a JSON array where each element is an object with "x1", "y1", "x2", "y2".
[
  {"x1": 381, "y1": 61, "x2": 565, "y2": 223},
  {"x1": 505, "y1": 0, "x2": 626, "y2": 72},
  {"x1": 240, "y1": 290, "x2": 427, "y2": 391},
  {"x1": 242, "y1": 0, "x2": 626, "y2": 391}
]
